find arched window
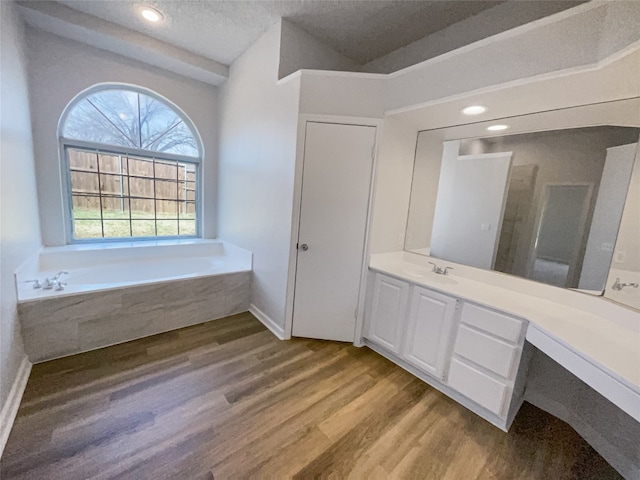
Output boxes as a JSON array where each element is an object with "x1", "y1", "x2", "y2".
[{"x1": 59, "y1": 84, "x2": 202, "y2": 241}]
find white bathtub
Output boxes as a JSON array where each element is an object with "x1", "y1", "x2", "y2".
[
  {"x1": 16, "y1": 239, "x2": 252, "y2": 302},
  {"x1": 17, "y1": 239, "x2": 253, "y2": 362}
]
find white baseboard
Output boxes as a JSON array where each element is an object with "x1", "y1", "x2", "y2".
[
  {"x1": 0, "y1": 355, "x2": 31, "y2": 458},
  {"x1": 249, "y1": 304, "x2": 286, "y2": 340}
]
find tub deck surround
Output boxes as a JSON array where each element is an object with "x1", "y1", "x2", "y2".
[
  {"x1": 16, "y1": 239, "x2": 252, "y2": 302},
  {"x1": 16, "y1": 240, "x2": 253, "y2": 362},
  {"x1": 367, "y1": 251, "x2": 640, "y2": 423}
]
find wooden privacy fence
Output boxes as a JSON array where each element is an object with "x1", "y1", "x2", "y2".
[{"x1": 68, "y1": 149, "x2": 196, "y2": 216}]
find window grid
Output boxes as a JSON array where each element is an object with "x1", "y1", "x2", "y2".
[{"x1": 67, "y1": 146, "x2": 197, "y2": 240}]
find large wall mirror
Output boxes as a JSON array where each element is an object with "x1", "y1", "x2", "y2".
[{"x1": 405, "y1": 98, "x2": 640, "y2": 298}]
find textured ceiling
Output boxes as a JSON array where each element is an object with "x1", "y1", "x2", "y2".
[{"x1": 57, "y1": 0, "x2": 505, "y2": 66}]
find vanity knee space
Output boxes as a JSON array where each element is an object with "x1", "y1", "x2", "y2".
[{"x1": 363, "y1": 271, "x2": 528, "y2": 430}]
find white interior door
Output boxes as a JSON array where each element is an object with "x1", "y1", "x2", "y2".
[
  {"x1": 430, "y1": 150, "x2": 513, "y2": 270},
  {"x1": 292, "y1": 122, "x2": 376, "y2": 341}
]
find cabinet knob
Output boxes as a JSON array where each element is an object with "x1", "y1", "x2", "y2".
[{"x1": 300, "y1": 244, "x2": 309, "y2": 251}]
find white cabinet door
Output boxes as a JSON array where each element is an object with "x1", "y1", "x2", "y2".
[
  {"x1": 366, "y1": 274, "x2": 410, "y2": 354},
  {"x1": 401, "y1": 286, "x2": 457, "y2": 380}
]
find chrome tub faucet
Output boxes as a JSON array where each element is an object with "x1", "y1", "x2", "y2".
[{"x1": 51, "y1": 271, "x2": 69, "y2": 282}]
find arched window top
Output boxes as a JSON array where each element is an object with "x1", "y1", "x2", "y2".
[{"x1": 61, "y1": 85, "x2": 200, "y2": 158}]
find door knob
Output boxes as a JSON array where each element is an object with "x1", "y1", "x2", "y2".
[{"x1": 300, "y1": 244, "x2": 309, "y2": 251}]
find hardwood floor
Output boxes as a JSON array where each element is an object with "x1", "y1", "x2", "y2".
[{"x1": 1, "y1": 312, "x2": 621, "y2": 479}]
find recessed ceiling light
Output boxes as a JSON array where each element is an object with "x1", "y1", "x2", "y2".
[
  {"x1": 461, "y1": 105, "x2": 487, "y2": 115},
  {"x1": 487, "y1": 125, "x2": 509, "y2": 131},
  {"x1": 140, "y1": 6, "x2": 163, "y2": 23}
]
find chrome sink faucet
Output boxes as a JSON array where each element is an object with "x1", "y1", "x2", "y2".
[
  {"x1": 612, "y1": 277, "x2": 639, "y2": 291},
  {"x1": 428, "y1": 262, "x2": 453, "y2": 276}
]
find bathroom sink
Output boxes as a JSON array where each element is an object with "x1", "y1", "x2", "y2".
[
  {"x1": 401, "y1": 265, "x2": 430, "y2": 277},
  {"x1": 426, "y1": 274, "x2": 458, "y2": 285},
  {"x1": 400, "y1": 266, "x2": 458, "y2": 285}
]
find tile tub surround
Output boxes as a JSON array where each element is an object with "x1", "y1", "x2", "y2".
[{"x1": 19, "y1": 271, "x2": 251, "y2": 362}]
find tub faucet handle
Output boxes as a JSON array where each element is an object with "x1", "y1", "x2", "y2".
[
  {"x1": 25, "y1": 279, "x2": 42, "y2": 289},
  {"x1": 54, "y1": 281, "x2": 67, "y2": 291},
  {"x1": 42, "y1": 278, "x2": 55, "y2": 290}
]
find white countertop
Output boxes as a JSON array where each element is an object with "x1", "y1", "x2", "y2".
[{"x1": 369, "y1": 252, "x2": 640, "y2": 420}]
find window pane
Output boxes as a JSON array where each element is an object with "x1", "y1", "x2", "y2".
[
  {"x1": 129, "y1": 177, "x2": 155, "y2": 199},
  {"x1": 130, "y1": 198, "x2": 155, "y2": 219},
  {"x1": 70, "y1": 171, "x2": 99, "y2": 195},
  {"x1": 68, "y1": 149, "x2": 97, "y2": 171},
  {"x1": 157, "y1": 220, "x2": 178, "y2": 236},
  {"x1": 156, "y1": 179, "x2": 179, "y2": 200},
  {"x1": 156, "y1": 200, "x2": 177, "y2": 218},
  {"x1": 98, "y1": 153, "x2": 128, "y2": 175},
  {"x1": 131, "y1": 220, "x2": 156, "y2": 237},
  {"x1": 66, "y1": 144, "x2": 198, "y2": 241},
  {"x1": 100, "y1": 173, "x2": 127, "y2": 198},
  {"x1": 178, "y1": 219, "x2": 196, "y2": 236},
  {"x1": 154, "y1": 160, "x2": 178, "y2": 180},
  {"x1": 103, "y1": 220, "x2": 132, "y2": 238},
  {"x1": 74, "y1": 220, "x2": 103, "y2": 239},
  {"x1": 127, "y1": 156, "x2": 155, "y2": 178},
  {"x1": 150, "y1": 121, "x2": 198, "y2": 157},
  {"x1": 101, "y1": 196, "x2": 130, "y2": 220},
  {"x1": 184, "y1": 201, "x2": 196, "y2": 217},
  {"x1": 62, "y1": 87, "x2": 199, "y2": 157},
  {"x1": 186, "y1": 184, "x2": 196, "y2": 202},
  {"x1": 72, "y1": 195, "x2": 101, "y2": 217},
  {"x1": 64, "y1": 99, "x2": 138, "y2": 148}
]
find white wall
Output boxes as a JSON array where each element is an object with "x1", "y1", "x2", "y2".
[
  {"x1": 278, "y1": 20, "x2": 361, "y2": 79},
  {"x1": 362, "y1": 1, "x2": 582, "y2": 74},
  {"x1": 217, "y1": 21, "x2": 301, "y2": 330},
  {"x1": 25, "y1": 28, "x2": 219, "y2": 246},
  {"x1": 0, "y1": 1, "x2": 42, "y2": 412},
  {"x1": 298, "y1": 73, "x2": 385, "y2": 118}
]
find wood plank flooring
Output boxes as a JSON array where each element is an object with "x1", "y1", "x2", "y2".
[{"x1": 1, "y1": 312, "x2": 622, "y2": 479}]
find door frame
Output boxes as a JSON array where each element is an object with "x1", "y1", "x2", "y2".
[{"x1": 283, "y1": 114, "x2": 383, "y2": 342}]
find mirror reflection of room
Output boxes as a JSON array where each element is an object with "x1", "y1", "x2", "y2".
[{"x1": 407, "y1": 126, "x2": 640, "y2": 292}]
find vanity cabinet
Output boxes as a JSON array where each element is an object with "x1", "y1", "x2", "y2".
[
  {"x1": 363, "y1": 271, "x2": 529, "y2": 430},
  {"x1": 448, "y1": 303, "x2": 527, "y2": 417},
  {"x1": 366, "y1": 274, "x2": 410, "y2": 354},
  {"x1": 402, "y1": 286, "x2": 457, "y2": 380}
]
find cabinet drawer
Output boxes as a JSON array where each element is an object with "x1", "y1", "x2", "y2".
[
  {"x1": 448, "y1": 358, "x2": 509, "y2": 417},
  {"x1": 453, "y1": 325, "x2": 519, "y2": 379},
  {"x1": 460, "y1": 303, "x2": 524, "y2": 343}
]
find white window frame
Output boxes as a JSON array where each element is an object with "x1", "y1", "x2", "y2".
[{"x1": 58, "y1": 83, "x2": 204, "y2": 244}]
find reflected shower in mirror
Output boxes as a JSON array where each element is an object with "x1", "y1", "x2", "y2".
[{"x1": 406, "y1": 112, "x2": 640, "y2": 293}]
